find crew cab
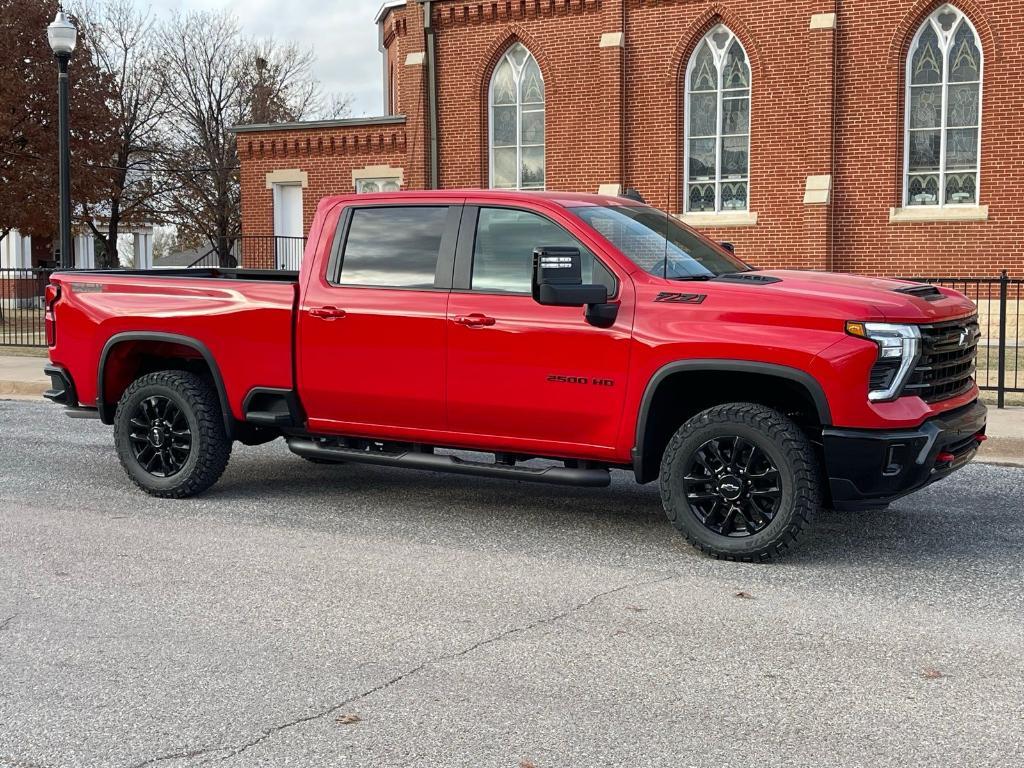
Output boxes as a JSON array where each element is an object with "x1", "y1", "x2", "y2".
[{"x1": 43, "y1": 191, "x2": 987, "y2": 560}]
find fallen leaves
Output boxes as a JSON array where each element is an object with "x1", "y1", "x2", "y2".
[
  {"x1": 520, "y1": 761, "x2": 538, "y2": 768},
  {"x1": 922, "y1": 668, "x2": 946, "y2": 680},
  {"x1": 734, "y1": 591, "x2": 754, "y2": 599},
  {"x1": 335, "y1": 713, "x2": 362, "y2": 725}
]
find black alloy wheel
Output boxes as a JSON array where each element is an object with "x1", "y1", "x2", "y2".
[
  {"x1": 659, "y1": 403, "x2": 821, "y2": 561},
  {"x1": 114, "y1": 370, "x2": 231, "y2": 498},
  {"x1": 681, "y1": 435, "x2": 782, "y2": 537},
  {"x1": 127, "y1": 395, "x2": 193, "y2": 477}
]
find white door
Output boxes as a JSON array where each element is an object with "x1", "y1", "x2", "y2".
[{"x1": 273, "y1": 183, "x2": 304, "y2": 269}]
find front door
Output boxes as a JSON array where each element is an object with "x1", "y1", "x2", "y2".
[
  {"x1": 445, "y1": 205, "x2": 633, "y2": 454},
  {"x1": 273, "y1": 183, "x2": 305, "y2": 269},
  {"x1": 298, "y1": 202, "x2": 461, "y2": 438}
]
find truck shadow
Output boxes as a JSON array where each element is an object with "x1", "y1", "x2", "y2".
[{"x1": 218, "y1": 446, "x2": 1023, "y2": 571}]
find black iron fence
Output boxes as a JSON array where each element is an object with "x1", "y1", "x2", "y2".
[
  {"x1": 0, "y1": 268, "x2": 51, "y2": 347},
  {"x1": 184, "y1": 236, "x2": 306, "y2": 270},
  {"x1": 900, "y1": 271, "x2": 1022, "y2": 408},
  {"x1": 3, "y1": 265, "x2": 1021, "y2": 408}
]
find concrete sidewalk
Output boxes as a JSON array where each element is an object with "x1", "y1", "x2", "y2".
[
  {"x1": 1, "y1": 352, "x2": 1020, "y2": 465},
  {"x1": 982, "y1": 407, "x2": 1024, "y2": 466},
  {"x1": 0, "y1": 352, "x2": 48, "y2": 399}
]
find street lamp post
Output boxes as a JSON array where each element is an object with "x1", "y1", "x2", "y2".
[{"x1": 47, "y1": 10, "x2": 77, "y2": 269}]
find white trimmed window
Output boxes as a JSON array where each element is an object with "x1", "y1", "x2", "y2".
[
  {"x1": 356, "y1": 178, "x2": 401, "y2": 194},
  {"x1": 684, "y1": 25, "x2": 751, "y2": 213},
  {"x1": 489, "y1": 43, "x2": 545, "y2": 190},
  {"x1": 904, "y1": 5, "x2": 983, "y2": 207}
]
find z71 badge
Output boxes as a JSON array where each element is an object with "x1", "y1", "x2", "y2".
[{"x1": 654, "y1": 292, "x2": 706, "y2": 304}]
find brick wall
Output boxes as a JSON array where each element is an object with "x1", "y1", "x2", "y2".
[
  {"x1": 236, "y1": 119, "x2": 409, "y2": 239},
  {"x1": 235, "y1": 0, "x2": 1023, "y2": 278}
]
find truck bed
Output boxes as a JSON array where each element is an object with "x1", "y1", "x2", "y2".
[{"x1": 48, "y1": 269, "x2": 299, "y2": 421}]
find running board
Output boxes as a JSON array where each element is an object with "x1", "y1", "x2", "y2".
[{"x1": 286, "y1": 438, "x2": 611, "y2": 488}]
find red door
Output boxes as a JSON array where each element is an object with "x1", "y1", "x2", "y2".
[
  {"x1": 297, "y1": 202, "x2": 461, "y2": 437},
  {"x1": 445, "y1": 205, "x2": 634, "y2": 455}
]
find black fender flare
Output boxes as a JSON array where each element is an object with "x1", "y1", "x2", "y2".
[
  {"x1": 96, "y1": 331, "x2": 234, "y2": 439},
  {"x1": 632, "y1": 359, "x2": 832, "y2": 482}
]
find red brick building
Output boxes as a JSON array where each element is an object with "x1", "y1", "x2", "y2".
[{"x1": 234, "y1": 0, "x2": 1023, "y2": 277}]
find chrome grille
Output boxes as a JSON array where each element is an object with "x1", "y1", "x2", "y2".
[{"x1": 903, "y1": 315, "x2": 980, "y2": 403}]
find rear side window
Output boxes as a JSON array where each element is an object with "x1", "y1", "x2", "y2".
[
  {"x1": 471, "y1": 207, "x2": 614, "y2": 294},
  {"x1": 339, "y1": 206, "x2": 450, "y2": 288}
]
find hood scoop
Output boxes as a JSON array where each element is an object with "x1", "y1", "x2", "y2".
[
  {"x1": 894, "y1": 284, "x2": 943, "y2": 301},
  {"x1": 713, "y1": 272, "x2": 783, "y2": 285}
]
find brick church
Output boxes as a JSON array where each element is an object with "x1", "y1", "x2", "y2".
[{"x1": 234, "y1": 0, "x2": 1022, "y2": 277}]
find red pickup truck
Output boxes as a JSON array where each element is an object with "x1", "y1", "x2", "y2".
[{"x1": 43, "y1": 190, "x2": 986, "y2": 560}]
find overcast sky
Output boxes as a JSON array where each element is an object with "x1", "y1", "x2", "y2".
[{"x1": 147, "y1": 0, "x2": 387, "y2": 117}]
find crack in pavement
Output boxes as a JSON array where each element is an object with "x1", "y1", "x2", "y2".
[
  {"x1": 1, "y1": 755, "x2": 54, "y2": 768},
  {"x1": 0, "y1": 615, "x2": 17, "y2": 632},
  {"x1": 123, "y1": 571, "x2": 680, "y2": 768}
]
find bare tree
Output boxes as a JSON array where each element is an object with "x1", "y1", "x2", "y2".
[
  {"x1": 156, "y1": 11, "x2": 345, "y2": 267},
  {"x1": 76, "y1": 0, "x2": 169, "y2": 268},
  {"x1": 155, "y1": 11, "x2": 245, "y2": 266},
  {"x1": 244, "y1": 40, "x2": 318, "y2": 124}
]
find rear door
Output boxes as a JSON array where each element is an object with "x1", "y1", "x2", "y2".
[
  {"x1": 297, "y1": 200, "x2": 461, "y2": 437},
  {"x1": 445, "y1": 204, "x2": 634, "y2": 453}
]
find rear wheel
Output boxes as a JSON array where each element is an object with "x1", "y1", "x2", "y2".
[
  {"x1": 659, "y1": 403, "x2": 820, "y2": 561},
  {"x1": 114, "y1": 370, "x2": 231, "y2": 498}
]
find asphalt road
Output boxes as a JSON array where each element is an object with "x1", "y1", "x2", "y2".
[{"x1": 1, "y1": 399, "x2": 1022, "y2": 768}]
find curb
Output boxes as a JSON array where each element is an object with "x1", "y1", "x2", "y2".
[
  {"x1": 977, "y1": 458, "x2": 1024, "y2": 468},
  {"x1": 0, "y1": 381, "x2": 47, "y2": 397}
]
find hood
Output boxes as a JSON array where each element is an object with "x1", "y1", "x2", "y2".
[{"x1": 732, "y1": 270, "x2": 977, "y2": 323}]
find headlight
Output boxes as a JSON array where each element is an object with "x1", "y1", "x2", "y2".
[{"x1": 846, "y1": 321, "x2": 921, "y2": 402}]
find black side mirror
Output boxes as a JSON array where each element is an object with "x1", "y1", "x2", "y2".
[
  {"x1": 532, "y1": 247, "x2": 608, "y2": 307},
  {"x1": 720, "y1": 241, "x2": 735, "y2": 254}
]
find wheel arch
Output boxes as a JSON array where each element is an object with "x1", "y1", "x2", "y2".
[
  {"x1": 97, "y1": 332, "x2": 234, "y2": 439},
  {"x1": 632, "y1": 360, "x2": 832, "y2": 483}
]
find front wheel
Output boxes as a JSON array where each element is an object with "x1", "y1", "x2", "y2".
[
  {"x1": 114, "y1": 370, "x2": 232, "y2": 498},
  {"x1": 659, "y1": 403, "x2": 821, "y2": 561}
]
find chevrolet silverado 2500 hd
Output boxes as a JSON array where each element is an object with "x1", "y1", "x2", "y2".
[{"x1": 43, "y1": 191, "x2": 987, "y2": 560}]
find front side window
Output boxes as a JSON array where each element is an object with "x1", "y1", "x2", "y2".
[
  {"x1": 904, "y1": 5, "x2": 983, "y2": 207},
  {"x1": 684, "y1": 25, "x2": 751, "y2": 213},
  {"x1": 471, "y1": 207, "x2": 612, "y2": 294},
  {"x1": 339, "y1": 206, "x2": 450, "y2": 288},
  {"x1": 570, "y1": 203, "x2": 750, "y2": 280},
  {"x1": 489, "y1": 43, "x2": 545, "y2": 190}
]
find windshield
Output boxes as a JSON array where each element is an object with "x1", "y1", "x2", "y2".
[{"x1": 569, "y1": 203, "x2": 751, "y2": 280}]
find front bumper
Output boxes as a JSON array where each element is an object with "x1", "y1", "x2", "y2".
[{"x1": 823, "y1": 400, "x2": 987, "y2": 511}]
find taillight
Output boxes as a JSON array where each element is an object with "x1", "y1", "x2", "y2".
[{"x1": 45, "y1": 283, "x2": 60, "y2": 347}]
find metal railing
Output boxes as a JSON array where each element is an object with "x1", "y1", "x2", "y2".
[
  {"x1": 184, "y1": 236, "x2": 307, "y2": 271},
  {"x1": 900, "y1": 271, "x2": 1022, "y2": 408},
  {"x1": 0, "y1": 268, "x2": 52, "y2": 347}
]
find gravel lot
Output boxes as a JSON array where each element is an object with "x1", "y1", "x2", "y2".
[{"x1": 1, "y1": 398, "x2": 1022, "y2": 768}]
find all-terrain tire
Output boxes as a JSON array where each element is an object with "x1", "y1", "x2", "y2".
[
  {"x1": 659, "y1": 402, "x2": 821, "y2": 561},
  {"x1": 114, "y1": 370, "x2": 231, "y2": 498}
]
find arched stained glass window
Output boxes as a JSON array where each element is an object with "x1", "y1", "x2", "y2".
[
  {"x1": 489, "y1": 43, "x2": 545, "y2": 190},
  {"x1": 684, "y1": 25, "x2": 751, "y2": 213},
  {"x1": 905, "y1": 5, "x2": 983, "y2": 207}
]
